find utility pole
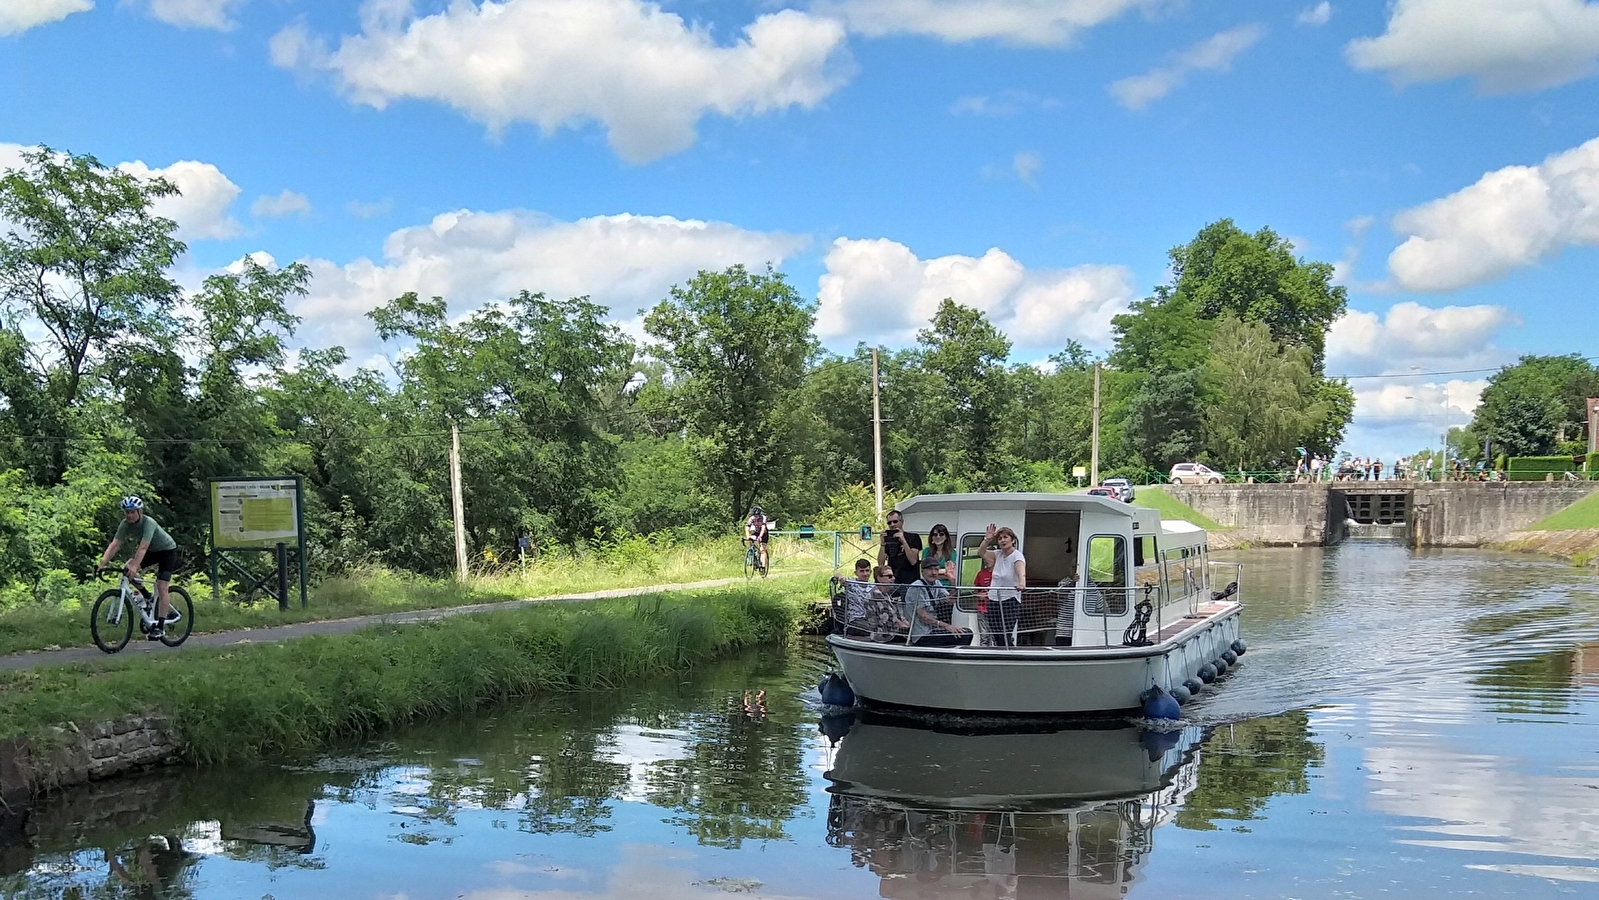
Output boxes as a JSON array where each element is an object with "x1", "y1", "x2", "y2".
[
  {"x1": 1588, "y1": 398, "x2": 1599, "y2": 455},
  {"x1": 450, "y1": 420, "x2": 468, "y2": 583},
  {"x1": 1090, "y1": 362, "x2": 1102, "y2": 486},
  {"x1": 871, "y1": 349, "x2": 884, "y2": 518}
]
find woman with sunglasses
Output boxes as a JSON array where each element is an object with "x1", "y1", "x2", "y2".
[{"x1": 920, "y1": 524, "x2": 956, "y2": 586}]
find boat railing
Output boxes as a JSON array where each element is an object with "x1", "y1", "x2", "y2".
[
  {"x1": 829, "y1": 580, "x2": 1198, "y2": 649},
  {"x1": 1205, "y1": 561, "x2": 1243, "y2": 606}
]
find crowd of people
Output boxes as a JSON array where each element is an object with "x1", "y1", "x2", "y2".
[
  {"x1": 1294, "y1": 455, "x2": 1505, "y2": 482},
  {"x1": 833, "y1": 512, "x2": 1036, "y2": 649}
]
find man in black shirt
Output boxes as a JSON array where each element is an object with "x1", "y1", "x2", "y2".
[{"x1": 877, "y1": 509, "x2": 923, "y2": 584}]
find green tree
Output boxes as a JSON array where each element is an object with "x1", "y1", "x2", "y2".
[
  {"x1": 1123, "y1": 370, "x2": 1205, "y2": 472},
  {"x1": 644, "y1": 265, "x2": 816, "y2": 520},
  {"x1": 915, "y1": 299, "x2": 1013, "y2": 489},
  {"x1": 1201, "y1": 318, "x2": 1332, "y2": 471},
  {"x1": 1469, "y1": 355, "x2": 1599, "y2": 458},
  {"x1": 0, "y1": 147, "x2": 185, "y2": 411},
  {"x1": 372, "y1": 290, "x2": 632, "y2": 550}
]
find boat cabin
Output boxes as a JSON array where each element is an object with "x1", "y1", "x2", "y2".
[{"x1": 894, "y1": 492, "x2": 1213, "y2": 648}]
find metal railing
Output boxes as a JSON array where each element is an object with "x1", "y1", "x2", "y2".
[{"x1": 827, "y1": 578, "x2": 1241, "y2": 651}]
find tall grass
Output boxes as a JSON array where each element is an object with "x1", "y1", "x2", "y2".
[
  {"x1": 0, "y1": 577, "x2": 824, "y2": 765},
  {"x1": 0, "y1": 535, "x2": 830, "y2": 657}
]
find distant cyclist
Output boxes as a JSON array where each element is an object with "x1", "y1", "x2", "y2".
[
  {"x1": 744, "y1": 505, "x2": 770, "y2": 572},
  {"x1": 96, "y1": 497, "x2": 179, "y2": 641}
]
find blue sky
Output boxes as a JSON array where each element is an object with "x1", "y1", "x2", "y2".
[{"x1": 4, "y1": 0, "x2": 1599, "y2": 458}]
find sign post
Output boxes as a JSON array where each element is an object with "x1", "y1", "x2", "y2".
[
  {"x1": 209, "y1": 476, "x2": 307, "y2": 609},
  {"x1": 1589, "y1": 398, "x2": 1599, "y2": 456}
]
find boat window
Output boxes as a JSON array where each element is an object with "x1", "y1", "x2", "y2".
[
  {"x1": 1085, "y1": 535, "x2": 1128, "y2": 616},
  {"x1": 957, "y1": 533, "x2": 987, "y2": 586}
]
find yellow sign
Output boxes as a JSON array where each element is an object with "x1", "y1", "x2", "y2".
[
  {"x1": 211, "y1": 479, "x2": 301, "y2": 548},
  {"x1": 1072, "y1": 466, "x2": 1087, "y2": 478}
]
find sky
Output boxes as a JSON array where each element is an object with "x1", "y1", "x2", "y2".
[{"x1": 3, "y1": 0, "x2": 1599, "y2": 460}]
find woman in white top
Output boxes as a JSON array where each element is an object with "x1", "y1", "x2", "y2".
[{"x1": 981, "y1": 524, "x2": 1027, "y2": 646}]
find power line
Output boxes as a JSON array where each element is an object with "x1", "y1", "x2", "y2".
[{"x1": 1330, "y1": 355, "x2": 1599, "y2": 381}]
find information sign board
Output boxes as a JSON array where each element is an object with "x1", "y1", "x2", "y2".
[{"x1": 211, "y1": 478, "x2": 302, "y2": 549}]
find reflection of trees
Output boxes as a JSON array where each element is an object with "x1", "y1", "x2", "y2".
[
  {"x1": 642, "y1": 697, "x2": 811, "y2": 848},
  {"x1": 1174, "y1": 711, "x2": 1323, "y2": 831},
  {"x1": 1474, "y1": 650, "x2": 1579, "y2": 715}
]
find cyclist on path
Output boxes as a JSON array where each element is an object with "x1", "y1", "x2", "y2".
[
  {"x1": 96, "y1": 497, "x2": 179, "y2": 641},
  {"x1": 744, "y1": 505, "x2": 770, "y2": 573}
]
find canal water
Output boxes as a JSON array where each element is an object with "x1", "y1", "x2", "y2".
[{"x1": 5, "y1": 543, "x2": 1599, "y2": 899}]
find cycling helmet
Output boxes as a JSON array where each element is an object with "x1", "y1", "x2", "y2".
[
  {"x1": 120, "y1": 496, "x2": 144, "y2": 510},
  {"x1": 750, "y1": 505, "x2": 763, "y2": 515}
]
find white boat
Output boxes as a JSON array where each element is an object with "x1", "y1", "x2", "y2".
[{"x1": 826, "y1": 492, "x2": 1244, "y2": 715}]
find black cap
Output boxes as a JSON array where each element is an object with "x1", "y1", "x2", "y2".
[{"x1": 920, "y1": 557, "x2": 941, "y2": 569}]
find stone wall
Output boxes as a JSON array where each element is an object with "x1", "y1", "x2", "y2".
[
  {"x1": 1409, "y1": 482, "x2": 1599, "y2": 547},
  {"x1": 0, "y1": 716, "x2": 180, "y2": 812},
  {"x1": 1164, "y1": 481, "x2": 1599, "y2": 548},
  {"x1": 1164, "y1": 483, "x2": 1331, "y2": 546}
]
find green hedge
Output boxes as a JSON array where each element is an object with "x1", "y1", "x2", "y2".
[
  {"x1": 1507, "y1": 455, "x2": 1586, "y2": 481},
  {"x1": 1588, "y1": 452, "x2": 1599, "y2": 474}
]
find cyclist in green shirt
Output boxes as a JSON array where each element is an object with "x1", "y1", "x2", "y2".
[{"x1": 96, "y1": 497, "x2": 180, "y2": 640}]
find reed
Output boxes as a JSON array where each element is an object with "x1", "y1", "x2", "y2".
[{"x1": 0, "y1": 577, "x2": 823, "y2": 765}]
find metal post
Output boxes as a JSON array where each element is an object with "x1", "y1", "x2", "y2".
[
  {"x1": 871, "y1": 349, "x2": 884, "y2": 518},
  {"x1": 450, "y1": 420, "x2": 469, "y2": 583},
  {"x1": 1090, "y1": 363, "x2": 1102, "y2": 486},
  {"x1": 1588, "y1": 398, "x2": 1599, "y2": 455},
  {"x1": 275, "y1": 541, "x2": 289, "y2": 611},
  {"x1": 295, "y1": 476, "x2": 308, "y2": 608}
]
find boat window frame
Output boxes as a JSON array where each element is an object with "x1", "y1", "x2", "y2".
[{"x1": 1083, "y1": 533, "x2": 1129, "y2": 617}]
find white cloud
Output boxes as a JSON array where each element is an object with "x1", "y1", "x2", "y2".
[
  {"x1": 252, "y1": 189, "x2": 311, "y2": 218},
  {"x1": 270, "y1": 0, "x2": 852, "y2": 164},
  {"x1": 1109, "y1": 24, "x2": 1266, "y2": 110},
  {"x1": 949, "y1": 89, "x2": 1059, "y2": 116},
  {"x1": 1, "y1": 144, "x2": 242, "y2": 242},
  {"x1": 813, "y1": 0, "x2": 1163, "y2": 47},
  {"x1": 347, "y1": 198, "x2": 393, "y2": 219},
  {"x1": 1328, "y1": 299, "x2": 1519, "y2": 456},
  {"x1": 0, "y1": 0, "x2": 91, "y2": 36},
  {"x1": 115, "y1": 159, "x2": 242, "y2": 241},
  {"x1": 293, "y1": 209, "x2": 807, "y2": 356},
  {"x1": 1346, "y1": 0, "x2": 1599, "y2": 93},
  {"x1": 139, "y1": 0, "x2": 245, "y2": 30},
  {"x1": 1012, "y1": 150, "x2": 1042, "y2": 186},
  {"x1": 1297, "y1": 2, "x2": 1331, "y2": 27},
  {"x1": 1386, "y1": 135, "x2": 1599, "y2": 291},
  {"x1": 1327, "y1": 301, "x2": 1517, "y2": 376},
  {"x1": 815, "y1": 238, "x2": 1135, "y2": 350}
]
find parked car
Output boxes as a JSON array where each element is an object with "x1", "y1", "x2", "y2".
[
  {"x1": 1085, "y1": 487, "x2": 1119, "y2": 500},
  {"x1": 1100, "y1": 477, "x2": 1135, "y2": 503},
  {"x1": 1169, "y1": 462, "x2": 1224, "y2": 485}
]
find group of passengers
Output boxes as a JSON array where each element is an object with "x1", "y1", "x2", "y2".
[{"x1": 839, "y1": 511, "x2": 1028, "y2": 647}]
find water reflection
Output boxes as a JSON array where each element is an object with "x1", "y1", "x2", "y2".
[{"x1": 823, "y1": 716, "x2": 1208, "y2": 898}]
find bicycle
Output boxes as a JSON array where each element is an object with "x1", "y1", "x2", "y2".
[
  {"x1": 90, "y1": 570, "x2": 194, "y2": 653},
  {"x1": 743, "y1": 539, "x2": 768, "y2": 579}
]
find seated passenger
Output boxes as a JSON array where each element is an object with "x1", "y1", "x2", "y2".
[
  {"x1": 843, "y1": 558, "x2": 874, "y2": 636},
  {"x1": 864, "y1": 565, "x2": 910, "y2": 642},
  {"x1": 906, "y1": 557, "x2": 973, "y2": 647}
]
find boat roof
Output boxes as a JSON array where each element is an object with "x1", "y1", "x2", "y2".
[{"x1": 898, "y1": 491, "x2": 1136, "y2": 518}]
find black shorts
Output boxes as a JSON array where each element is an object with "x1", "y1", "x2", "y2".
[{"x1": 142, "y1": 548, "x2": 180, "y2": 582}]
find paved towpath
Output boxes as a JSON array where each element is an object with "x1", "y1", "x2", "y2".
[{"x1": 0, "y1": 573, "x2": 816, "y2": 673}]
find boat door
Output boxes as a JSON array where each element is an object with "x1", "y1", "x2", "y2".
[
  {"x1": 1071, "y1": 511, "x2": 1135, "y2": 647},
  {"x1": 1022, "y1": 510, "x2": 1079, "y2": 585}
]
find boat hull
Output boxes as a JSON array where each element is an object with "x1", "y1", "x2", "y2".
[{"x1": 827, "y1": 605, "x2": 1241, "y2": 715}]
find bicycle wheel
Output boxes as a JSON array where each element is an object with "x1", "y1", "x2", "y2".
[
  {"x1": 743, "y1": 545, "x2": 756, "y2": 579},
  {"x1": 90, "y1": 591, "x2": 133, "y2": 654},
  {"x1": 159, "y1": 586, "x2": 194, "y2": 647}
]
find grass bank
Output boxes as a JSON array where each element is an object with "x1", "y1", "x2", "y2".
[
  {"x1": 0, "y1": 536, "x2": 826, "y2": 657},
  {"x1": 1133, "y1": 487, "x2": 1226, "y2": 531},
  {"x1": 0, "y1": 576, "x2": 823, "y2": 765},
  {"x1": 1528, "y1": 490, "x2": 1599, "y2": 532}
]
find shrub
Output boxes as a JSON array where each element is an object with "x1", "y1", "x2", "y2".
[{"x1": 1507, "y1": 455, "x2": 1585, "y2": 481}]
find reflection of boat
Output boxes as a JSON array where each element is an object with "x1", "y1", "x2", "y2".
[
  {"x1": 826, "y1": 716, "x2": 1201, "y2": 811},
  {"x1": 828, "y1": 493, "x2": 1244, "y2": 714},
  {"x1": 824, "y1": 717, "x2": 1203, "y2": 898}
]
